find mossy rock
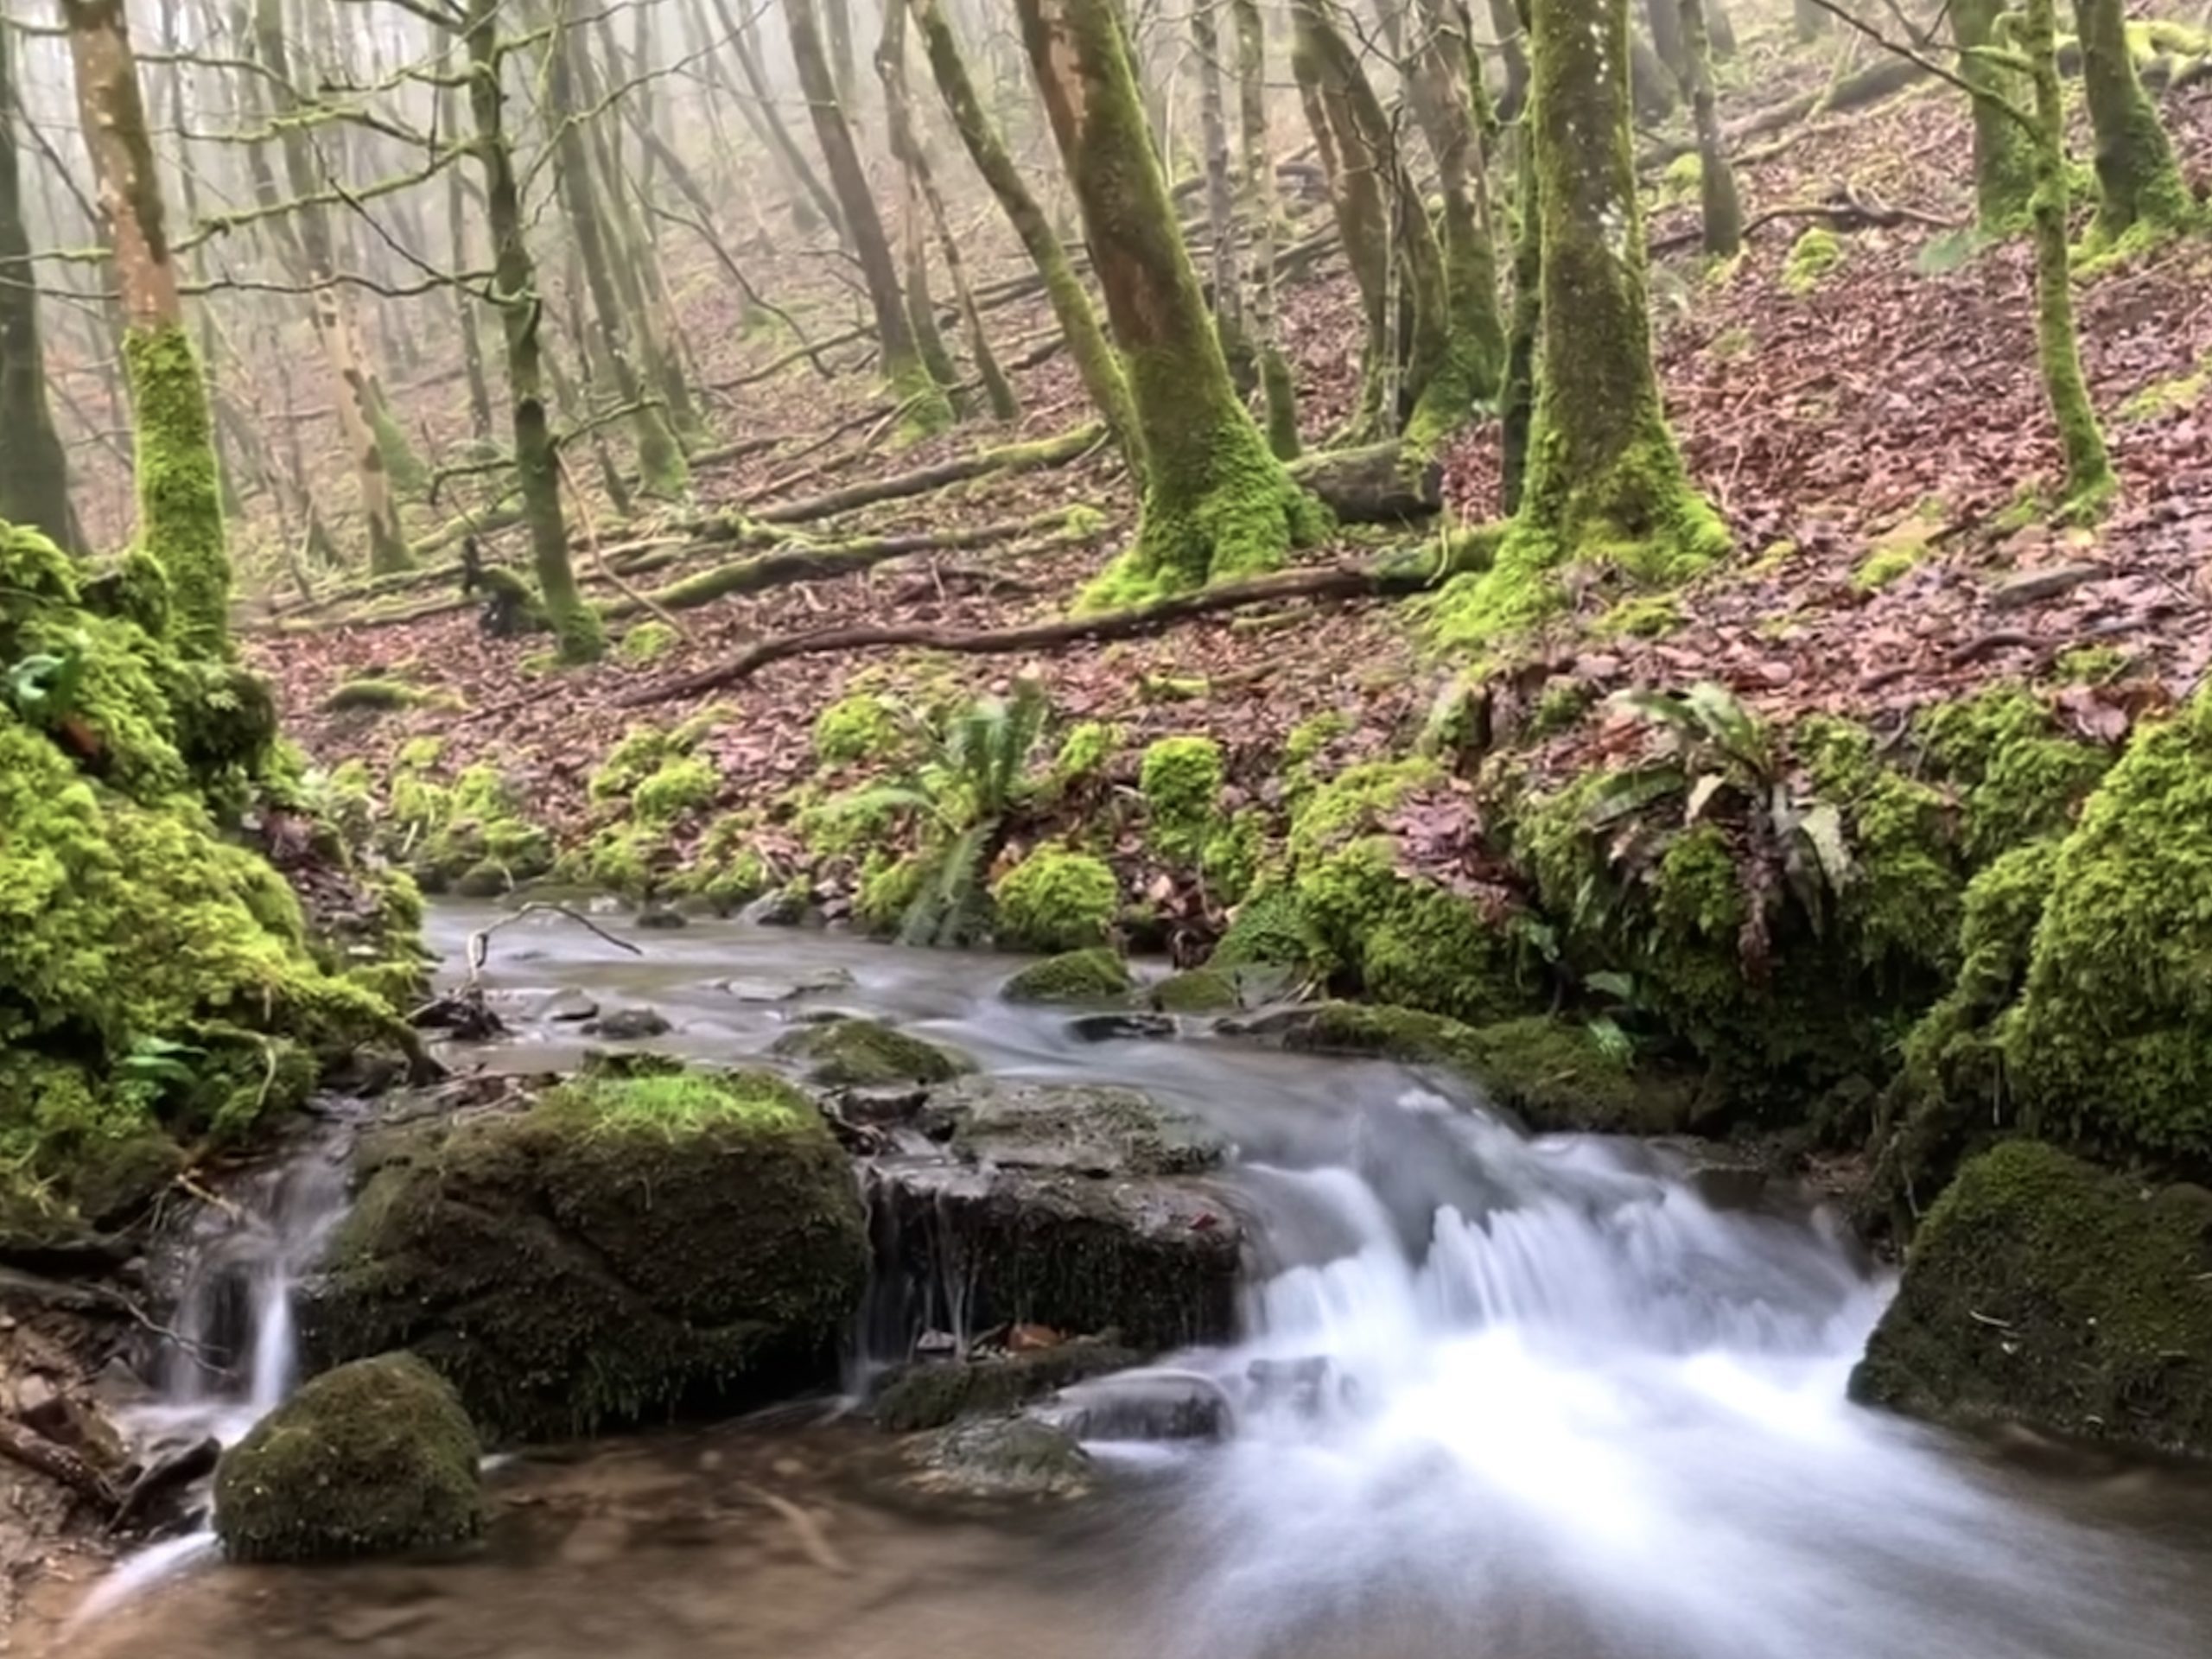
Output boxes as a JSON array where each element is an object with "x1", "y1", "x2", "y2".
[
  {"x1": 771, "y1": 1018, "x2": 971, "y2": 1088},
  {"x1": 1851, "y1": 1141, "x2": 2212, "y2": 1455},
  {"x1": 925, "y1": 1077, "x2": 1228, "y2": 1177},
  {"x1": 1242, "y1": 1003, "x2": 1708, "y2": 1135},
  {"x1": 321, "y1": 677, "x2": 428, "y2": 715},
  {"x1": 301, "y1": 1068, "x2": 868, "y2": 1442},
  {"x1": 1001, "y1": 949, "x2": 1134, "y2": 1005},
  {"x1": 991, "y1": 849, "x2": 1120, "y2": 952},
  {"x1": 870, "y1": 1340, "x2": 1144, "y2": 1432},
  {"x1": 1148, "y1": 969, "x2": 1243, "y2": 1014},
  {"x1": 213, "y1": 1353, "x2": 483, "y2": 1563}
]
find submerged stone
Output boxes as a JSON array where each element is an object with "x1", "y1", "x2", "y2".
[
  {"x1": 213, "y1": 1353, "x2": 482, "y2": 1563},
  {"x1": 1851, "y1": 1141, "x2": 2212, "y2": 1455},
  {"x1": 906, "y1": 1415, "x2": 1093, "y2": 1499},
  {"x1": 302, "y1": 1068, "x2": 867, "y2": 1442},
  {"x1": 771, "y1": 1018, "x2": 971, "y2": 1088}
]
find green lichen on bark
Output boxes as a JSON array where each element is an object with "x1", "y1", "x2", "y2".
[
  {"x1": 1953, "y1": 0, "x2": 2035, "y2": 232},
  {"x1": 124, "y1": 325, "x2": 228, "y2": 656},
  {"x1": 2072, "y1": 0, "x2": 2196, "y2": 246}
]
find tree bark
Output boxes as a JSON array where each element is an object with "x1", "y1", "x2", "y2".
[
  {"x1": 462, "y1": 0, "x2": 601, "y2": 661},
  {"x1": 0, "y1": 20, "x2": 80, "y2": 551},
  {"x1": 60, "y1": 0, "x2": 229, "y2": 653},
  {"x1": 1955, "y1": 0, "x2": 2036, "y2": 233},
  {"x1": 786, "y1": 0, "x2": 953, "y2": 439},
  {"x1": 707, "y1": 0, "x2": 847, "y2": 238},
  {"x1": 442, "y1": 72, "x2": 498, "y2": 442},
  {"x1": 1230, "y1": 0, "x2": 1300, "y2": 458},
  {"x1": 1014, "y1": 0, "x2": 1320, "y2": 602},
  {"x1": 2071, "y1": 0, "x2": 2194, "y2": 242},
  {"x1": 1679, "y1": 0, "x2": 1741, "y2": 255},
  {"x1": 913, "y1": 0, "x2": 1136, "y2": 457},
  {"x1": 1193, "y1": 0, "x2": 1249, "y2": 381}
]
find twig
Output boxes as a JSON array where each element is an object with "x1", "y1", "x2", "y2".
[
  {"x1": 554, "y1": 448, "x2": 690, "y2": 641},
  {"x1": 465, "y1": 903, "x2": 644, "y2": 988}
]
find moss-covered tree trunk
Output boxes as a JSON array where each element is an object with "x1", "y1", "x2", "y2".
[
  {"x1": 913, "y1": 0, "x2": 1135, "y2": 458},
  {"x1": 1014, "y1": 0, "x2": 1321, "y2": 602},
  {"x1": 0, "y1": 21, "x2": 79, "y2": 553},
  {"x1": 1518, "y1": 0, "x2": 1720, "y2": 566},
  {"x1": 462, "y1": 0, "x2": 601, "y2": 662},
  {"x1": 2024, "y1": 0, "x2": 2115, "y2": 510},
  {"x1": 786, "y1": 0, "x2": 953, "y2": 439},
  {"x1": 878, "y1": 0, "x2": 1016, "y2": 422},
  {"x1": 1403, "y1": 0, "x2": 1508, "y2": 454},
  {"x1": 1230, "y1": 0, "x2": 1299, "y2": 458},
  {"x1": 1955, "y1": 0, "x2": 2035, "y2": 234},
  {"x1": 1679, "y1": 0, "x2": 1741, "y2": 255},
  {"x1": 1500, "y1": 109, "x2": 1541, "y2": 515},
  {"x1": 251, "y1": 0, "x2": 417, "y2": 574},
  {"x1": 2071, "y1": 0, "x2": 2195, "y2": 245},
  {"x1": 60, "y1": 0, "x2": 228, "y2": 653}
]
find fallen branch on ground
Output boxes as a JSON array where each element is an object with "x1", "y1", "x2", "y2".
[
  {"x1": 1649, "y1": 183, "x2": 1960, "y2": 255},
  {"x1": 0, "y1": 1416, "x2": 119, "y2": 1511},
  {"x1": 741, "y1": 423, "x2": 1109, "y2": 526}
]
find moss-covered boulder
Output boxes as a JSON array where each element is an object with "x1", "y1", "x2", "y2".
[
  {"x1": 1148, "y1": 968, "x2": 1243, "y2": 1014},
  {"x1": 213, "y1": 1353, "x2": 483, "y2": 1563},
  {"x1": 1239, "y1": 1003, "x2": 1708, "y2": 1135},
  {"x1": 1851, "y1": 1141, "x2": 2212, "y2": 1454},
  {"x1": 990, "y1": 849, "x2": 1120, "y2": 952},
  {"x1": 925, "y1": 1077, "x2": 1228, "y2": 1177},
  {"x1": 1001, "y1": 948, "x2": 1134, "y2": 1005},
  {"x1": 771, "y1": 1018, "x2": 971, "y2": 1088},
  {"x1": 302, "y1": 1068, "x2": 868, "y2": 1442}
]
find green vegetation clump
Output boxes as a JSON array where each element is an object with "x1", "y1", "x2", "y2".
[
  {"x1": 771, "y1": 1018, "x2": 971, "y2": 1087},
  {"x1": 305, "y1": 1067, "x2": 867, "y2": 1442},
  {"x1": 1140, "y1": 734, "x2": 1226, "y2": 862},
  {"x1": 1913, "y1": 686, "x2": 2112, "y2": 861},
  {"x1": 1783, "y1": 227, "x2": 1846, "y2": 295},
  {"x1": 632, "y1": 755, "x2": 719, "y2": 825},
  {"x1": 671, "y1": 811, "x2": 770, "y2": 912},
  {"x1": 320, "y1": 677, "x2": 428, "y2": 714},
  {"x1": 1852, "y1": 1141, "x2": 2212, "y2": 1454},
  {"x1": 992, "y1": 848, "x2": 1121, "y2": 952},
  {"x1": 1051, "y1": 720, "x2": 1122, "y2": 788},
  {"x1": 1001, "y1": 948, "x2": 1134, "y2": 1004},
  {"x1": 589, "y1": 724, "x2": 677, "y2": 802},
  {"x1": 213, "y1": 1353, "x2": 482, "y2": 1563},
  {"x1": 1149, "y1": 968, "x2": 1242, "y2": 1013},
  {"x1": 616, "y1": 620, "x2": 680, "y2": 664},
  {"x1": 811, "y1": 692, "x2": 906, "y2": 765},
  {"x1": 1851, "y1": 542, "x2": 1923, "y2": 591}
]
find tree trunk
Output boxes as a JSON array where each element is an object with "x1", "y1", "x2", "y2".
[
  {"x1": 786, "y1": 0, "x2": 953, "y2": 438},
  {"x1": 1500, "y1": 106, "x2": 1541, "y2": 513},
  {"x1": 2071, "y1": 0, "x2": 2194, "y2": 244},
  {"x1": 1954, "y1": 0, "x2": 2035, "y2": 233},
  {"x1": 912, "y1": 0, "x2": 1135, "y2": 456},
  {"x1": 251, "y1": 0, "x2": 415, "y2": 574},
  {"x1": 1516, "y1": 0, "x2": 1719, "y2": 569},
  {"x1": 708, "y1": 0, "x2": 847, "y2": 238},
  {"x1": 59, "y1": 0, "x2": 228, "y2": 653},
  {"x1": 1680, "y1": 0, "x2": 1741, "y2": 255},
  {"x1": 2024, "y1": 0, "x2": 2114, "y2": 508},
  {"x1": 1645, "y1": 0, "x2": 1688, "y2": 87},
  {"x1": 1230, "y1": 0, "x2": 1299, "y2": 458},
  {"x1": 879, "y1": 0, "x2": 1016, "y2": 421},
  {"x1": 0, "y1": 19, "x2": 80, "y2": 551},
  {"x1": 1013, "y1": 0, "x2": 1320, "y2": 602},
  {"x1": 1193, "y1": 0, "x2": 1249, "y2": 381},
  {"x1": 442, "y1": 73, "x2": 498, "y2": 442},
  {"x1": 1488, "y1": 0, "x2": 1533, "y2": 118},
  {"x1": 462, "y1": 0, "x2": 601, "y2": 662}
]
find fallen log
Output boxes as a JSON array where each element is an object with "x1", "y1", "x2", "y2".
[
  {"x1": 1292, "y1": 442, "x2": 1442, "y2": 524},
  {"x1": 1639, "y1": 54, "x2": 1927, "y2": 169},
  {"x1": 0, "y1": 1415, "x2": 120, "y2": 1511},
  {"x1": 744, "y1": 423, "x2": 1109, "y2": 526},
  {"x1": 618, "y1": 532, "x2": 1497, "y2": 707}
]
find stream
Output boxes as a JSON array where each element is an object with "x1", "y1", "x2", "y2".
[{"x1": 48, "y1": 901, "x2": 2212, "y2": 1658}]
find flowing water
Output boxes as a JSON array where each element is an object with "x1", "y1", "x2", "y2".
[{"x1": 49, "y1": 902, "x2": 2212, "y2": 1658}]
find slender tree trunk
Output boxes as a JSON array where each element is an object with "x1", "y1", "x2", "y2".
[
  {"x1": 251, "y1": 0, "x2": 416, "y2": 572},
  {"x1": 786, "y1": 0, "x2": 953, "y2": 438},
  {"x1": 1013, "y1": 0, "x2": 1321, "y2": 603},
  {"x1": 1679, "y1": 0, "x2": 1740, "y2": 255},
  {"x1": 1487, "y1": 0, "x2": 1533, "y2": 118},
  {"x1": 912, "y1": 0, "x2": 1135, "y2": 455},
  {"x1": 59, "y1": 0, "x2": 228, "y2": 652},
  {"x1": 710, "y1": 0, "x2": 848, "y2": 239},
  {"x1": 1500, "y1": 117, "x2": 1541, "y2": 514},
  {"x1": 442, "y1": 74, "x2": 497, "y2": 442},
  {"x1": 0, "y1": 19, "x2": 80, "y2": 551},
  {"x1": 1645, "y1": 0, "x2": 1688, "y2": 87},
  {"x1": 1954, "y1": 0, "x2": 2034, "y2": 233},
  {"x1": 2024, "y1": 0, "x2": 2115, "y2": 507},
  {"x1": 1230, "y1": 0, "x2": 1299, "y2": 458},
  {"x1": 1516, "y1": 0, "x2": 1719, "y2": 567},
  {"x1": 463, "y1": 0, "x2": 601, "y2": 661},
  {"x1": 1193, "y1": 0, "x2": 1249, "y2": 383},
  {"x1": 878, "y1": 0, "x2": 1015, "y2": 420},
  {"x1": 2071, "y1": 0, "x2": 2195, "y2": 244}
]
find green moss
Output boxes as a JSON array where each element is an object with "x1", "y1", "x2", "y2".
[
  {"x1": 1783, "y1": 226, "x2": 1845, "y2": 295},
  {"x1": 124, "y1": 325, "x2": 229, "y2": 656},
  {"x1": 1914, "y1": 686, "x2": 2112, "y2": 861},
  {"x1": 811, "y1": 692, "x2": 907, "y2": 765},
  {"x1": 1296, "y1": 836, "x2": 1535, "y2": 1024},
  {"x1": 1852, "y1": 541, "x2": 1923, "y2": 591},
  {"x1": 2050, "y1": 643, "x2": 2131, "y2": 685},
  {"x1": 771, "y1": 1018, "x2": 970, "y2": 1087},
  {"x1": 1796, "y1": 716, "x2": 1964, "y2": 972},
  {"x1": 855, "y1": 853, "x2": 923, "y2": 932},
  {"x1": 1140, "y1": 735, "x2": 1226, "y2": 862},
  {"x1": 1528, "y1": 677, "x2": 1600, "y2": 738},
  {"x1": 1589, "y1": 594, "x2": 1684, "y2": 638},
  {"x1": 631, "y1": 755, "x2": 718, "y2": 825},
  {"x1": 320, "y1": 677, "x2": 430, "y2": 715},
  {"x1": 1149, "y1": 968, "x2": 1242, "y2": 1013},
  {"x1": 1051, "y1": 720, "x2": 1122, "y2": 787},
  {"x1": 1852, "y1": 1141, "x2": 2212, "y2": 1454},
  {"x1": 1287, "y1": 759, "x2": 1440, "y2": 864},
  {"x1": 1660, "y1": 151, "x2": 1703, "y2": 199},
  {"x1": 873, "y1": 1340, "x2": 1144, "y2": 1432},
  {"x1": 1001, "y1": 947, "x2": 1134, "y2": 1004},
  {"x1": 992, "y1": 849, "x2": 1120, "y2": 952},
  {"x1": 2005, "y1": 693, "x2": 2212, "y2": 1166},
  {"x1": 616, "y1": 620, "x2": 680, "y2": 663},
  {"x1": 589, "y1": 724, "x2": 677, "y2": 802},
  {"x1": 2116, "y1": 354, "x2": 2209, "y2": 423}
]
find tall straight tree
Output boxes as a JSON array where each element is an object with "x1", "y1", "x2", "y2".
[
  {"x1": 1954, "y1": 0, "x2": 2034, "y2": 233},
  {"x1": 0, "y1": 18, "x2": 79, "y2": 552},
  {"x1": 785, "y1": 0, "x2": 952, "y2": 437},
  {"x1": 1013, "y1": 0, "x2": 1321, "y2": 602},
  {"x1": 1230, "y1": 0, "x2": 1298, "y2": 457},
  {"x1": 2071, "y1": 0, "x2": 2195, "y2": 244},
  {"x1": 59, "y1": 0, "x2": 229, "y2": 652}
]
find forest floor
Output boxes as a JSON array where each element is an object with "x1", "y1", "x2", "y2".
[{"x1": 251, "y1": 41, "x2": 2212, "y2": 926}]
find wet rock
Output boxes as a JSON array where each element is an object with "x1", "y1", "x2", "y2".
[
  {"x1": 537, "y1": 988, "x2": 600, "y2": 1024},
  {"x1": 740, "y1": 890, "x2": 812, "y2": 927},
  {"x1": 302, "y1": 1068, "x2": 868, "y2": 1442},
  {"x1": 906, "y1": 1415, "x2": 1092, "y2": 1499},
  {"x1": 1147, "y1": 969, "x2": 1242, "y2": 1014},
  {"x1": 716, "y1": 967, "x2": 858, "y2": 1003},
  {"x1": 582, "y1": 1006, "x2": 671, "y2": 1040},
  {"x1": 922, "y1": 1077, "x2": 1228, "y2": 1178},
  {"x1": 1000, "y1": 949, "x2": 1134, "y2": 1005},
  {"x1": 635, "y1": 903, "x2": 688, "y2": 931},
  {"x1": 871, "y1": 1339, "x2": 1145, "y2": 1432},
  {"x1": 1851, "y1": 1141, "x2": 2212, "y2": 1455},
  {"x1": 1035, "y1": 1368, "x2": 1231, "y2": 1441},
  {"x1": 771, "y1": 1019, "x2": 972, "y2": 1088},
  {"x1": 213, "y1": 1353, "x2": 483, "y2": 1563},
  {"x1": 1065, "y1": 1012, "x2": 1178, "y2": 1044}
]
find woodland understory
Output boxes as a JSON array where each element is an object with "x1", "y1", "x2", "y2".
[{"x1": 8, "y1": 0, "x2": 2212, "y2": 1594}]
